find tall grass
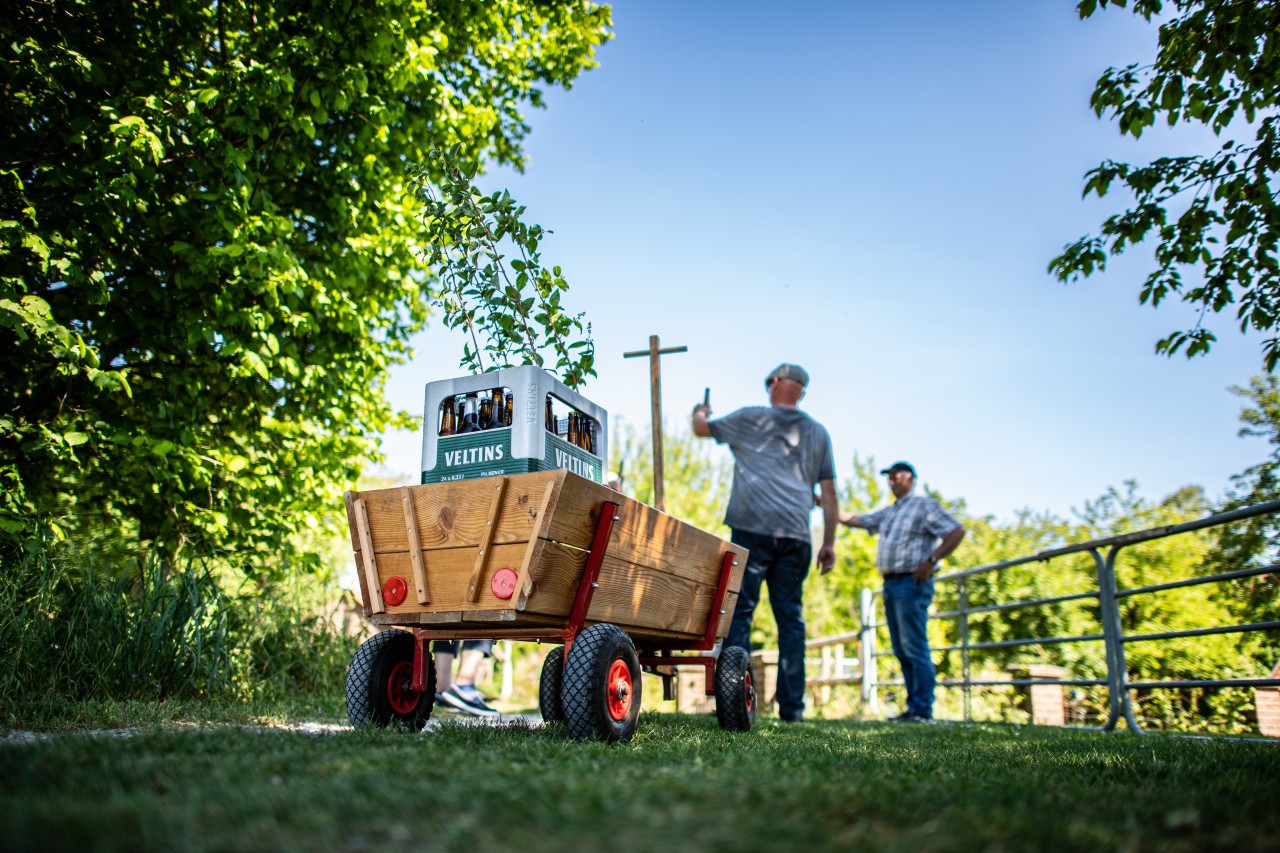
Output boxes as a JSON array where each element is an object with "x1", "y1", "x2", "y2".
[{"x1": 0, "y1": 531, "x2": 358, "y2": 712}]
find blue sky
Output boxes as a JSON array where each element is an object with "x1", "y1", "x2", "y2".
[{"x1": 381, "y1": 1, "x2": 1270, "y2": 523}]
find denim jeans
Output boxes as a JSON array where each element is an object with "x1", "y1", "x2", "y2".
[
  {"x1": 882, "y1": 574, "x2": 936, "y2": 717},
  {"x1": 726, "y1": 529, "x2": 811, "y2": 721}
]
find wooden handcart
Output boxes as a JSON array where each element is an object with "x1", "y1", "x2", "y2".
[{"x1": 343, "y1": 468, "x2": 754, "y2": 742}]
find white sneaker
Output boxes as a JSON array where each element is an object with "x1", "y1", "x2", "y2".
[{"x1": 441, "y1": 683, "x2": 499, "y2": 717}]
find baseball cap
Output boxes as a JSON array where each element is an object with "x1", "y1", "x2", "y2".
[
  {"x1": 879, "y1": 461, "x2": 916, "y2": 477},
  {"x1": 765, "y1": 363, "x2": 809, "y2": 390}
]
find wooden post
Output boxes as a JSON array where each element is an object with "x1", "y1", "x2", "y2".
[
  {"x1": 400, "y1": 487, "x2": 430, "y2": 604},
  {"x1": 353, "y1": 499, "x2": 385, "y2": 614},
  {"x1": 623, "y1": 334, "x2": 687, "y2": 512},
  {"x1": 467, "y1": 477, "x2": 508, "y2": 602}
]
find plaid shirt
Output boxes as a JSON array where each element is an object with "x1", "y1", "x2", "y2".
[{"x1": 862, "y1": 491, "x2": 962, "y2": 576}]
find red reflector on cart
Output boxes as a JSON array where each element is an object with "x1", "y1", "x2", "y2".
[
  {"x1": 491, "y1": 567, "x2": 518, "y2": 600},
  {"x1": 382, "y1": 575, "x2": 408, "y2": 607}
]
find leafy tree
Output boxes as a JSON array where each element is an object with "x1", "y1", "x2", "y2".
[
  {"x1": 1211, "y1": 373, "x2": 1280, "y2": 672},
  {"x1": 1049, "y1": 0, "x2": 1280, "y2": 370},
  {"x1": 409, "y1": 151, "x2": 596, "y2": 389},
  {"x1": 0, "y1": 1, "x2": 611, "y2": 566}
]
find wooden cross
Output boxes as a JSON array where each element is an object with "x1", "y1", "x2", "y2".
[{"x1": 623, "y1": 334, "x2": 687, "y2": 512}]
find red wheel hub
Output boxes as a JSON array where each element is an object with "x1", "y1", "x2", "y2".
[
  {"x1": 743, "y1": 668, "x2": 755, "y2": 716},
  {"x1": 606, "y1": 658, "x2": 633, "y2": 721},
  {"x1": 386, "y1": 660, "x2": 420, "y2": 716}
]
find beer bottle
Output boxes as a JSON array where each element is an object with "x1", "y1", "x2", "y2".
[
  {"x1": 503, "y1": 391, "x2": 514, "y2": 427},
  {"x1": 478, "y1": 395, "x2": 493, "y2": 430},
  {"x1": 439, "y1": 398, "x2": 456, "y2": 436},
  {"x1": 581, "y1": 416, "x2": 594, "y2": 453},
  {"x1": 545, "y1": 396, "x2": 555, "y2": 432},
  {"x1": 567, "y1": 412, "x2": 579, "y2": 447},
  {"x1": 458, "y1": 393, "x2": 481, "y2": 434}
]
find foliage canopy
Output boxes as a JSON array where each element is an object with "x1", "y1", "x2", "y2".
[
  {"x1": 0, "y1": 0, "x2": 611, "y2": 564},
  {"x1": 409, "y1": 150, "x2": 596, "y2": 389},
  {"x1": 1050, "y1": 0, "x2": 1280, "y2": 370}
]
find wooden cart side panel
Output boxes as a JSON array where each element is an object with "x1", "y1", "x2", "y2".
[
  {"x1": 525, "y1": 545, "x2": 742, "y2": 641},
  {"x1": 584, "y1": 556, "x2": 728, "y2": 636},
  {"x1": 344, "y1": 471, "x2": 746, "y2": 641},
  {"x1": 550, "y1": 475, "x2": 746, "y2": 593},
  {"x1": 367, "y1": 541, "x2": 587, "y2": 618},
  {"x1": 353, "y1": 471, "x2": 570, "y2": 555}
]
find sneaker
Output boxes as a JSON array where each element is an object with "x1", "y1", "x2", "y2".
[
  {"x1": 888, "y1": 712, "x2": 933, "y2": 723},
  {"x1": 439, "y1": 683, "x2": 499, "y2": 717}
]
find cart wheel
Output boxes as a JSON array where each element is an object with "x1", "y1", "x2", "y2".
[
  {"x1": 714, "y1": 645, "x2": 755, "y2": 732},
  {"x1": 539, "y1": 646, "x2": 565, "y2": 724},
  {"x1": 345, "y1": 630, "x2": 434, "y2": 729},
  {"x1": 562, "y1": 624, "x2": 641, "y2": 743}
]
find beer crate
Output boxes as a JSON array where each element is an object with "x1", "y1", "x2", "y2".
[{"x1": 421, "y1": 365, "x2": 608, "y2": 485}]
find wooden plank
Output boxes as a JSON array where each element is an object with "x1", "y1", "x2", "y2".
[
  {"x1": 524, "y1": 548, "x2": 739, "y2": 640},
  {"x1": 370, "y1": 541, "x2": 586, "y2": 617},
  {"x1": 352, "y1": 550, "x2": 371, "y2": 614},
  {"x1": 513, "y1": 478, "x2": 559, "y2": 607},
  {"x1": 343, "y1": 490, "x2": 362, "y2": 553},
  {"x1": 355, "y1": 471, "x2": 563, "y2": 553},
  {"x1": 550, "y1": 474, "x2": 745, "y2": 591},
  {"x1": 354, "y1": 499, "x2": 385, "y2": 614},
  {"x1": 400, "y1": 487, "x2": 430, "y2": 604},
  {"x1": 371, "y1": 613, "x2": 565, "y2": 633},
  {"x1": 466, "y1": 477, "x2": 508, "y2": 602}
]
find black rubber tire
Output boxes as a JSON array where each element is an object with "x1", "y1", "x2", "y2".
[
  {"x1": 539, "y1": 646, "x2": 565, "y2": 723},
  {"x1": 345, "y1": 630, "x2": 435, "y2": 729},
  {"x1": 714, "y1": 645, "x2": 755, "y2": 732},
  {"x1": 562, "y1": 624, "x2": 641, "y2": 743}
]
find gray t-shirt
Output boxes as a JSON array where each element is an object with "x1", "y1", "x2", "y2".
[{"x1": 708, "y1": 405, "x2": 835, "y2": 541}]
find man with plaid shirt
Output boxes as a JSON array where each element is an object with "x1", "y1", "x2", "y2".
[{"x1": 842, "y1": 461, "x2": 965, "y2": 722}]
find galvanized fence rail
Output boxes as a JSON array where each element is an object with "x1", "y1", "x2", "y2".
[{"x1": 823, "y1": 500, "x2": 1280, "y2": 733}]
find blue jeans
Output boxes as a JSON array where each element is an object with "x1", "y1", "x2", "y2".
[
  {"x1": 726, "y1": 530, "x2": 811, "y2": 721},
  {"x1": 882, "y1": 575, "x2": 936, "y2": 717}
]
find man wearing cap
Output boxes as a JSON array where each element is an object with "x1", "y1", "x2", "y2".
[
  {"x1": 841, "y1": 462, "x2": 965, "y2": 722},
  {"x1": 692, "y1": 363, "x2": 837, "y2": 723}
]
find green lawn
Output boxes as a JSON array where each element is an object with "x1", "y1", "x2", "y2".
[{"x1": 2, "y1": 707, "x2": 1277, "y2": 852}]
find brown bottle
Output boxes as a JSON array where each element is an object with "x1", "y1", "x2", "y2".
[
  {"x1": 581, "y1": 416, "x2": 594, "y2": 453},
  {"x1": 567, "y1": 412, "x2": 579, "y2": 447},
  {"x1": 503, "y1": 392, "x2": 514, "y2": 427},
  {"x1": 478, "y1": 395, "x2": 493, "y2": 430},
  {"x1": 439, "y1": 399, "x2": 456, "y2": 436},
  {"x1": 545, "y1": 396, "x2": 555, "y2": 432}
]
